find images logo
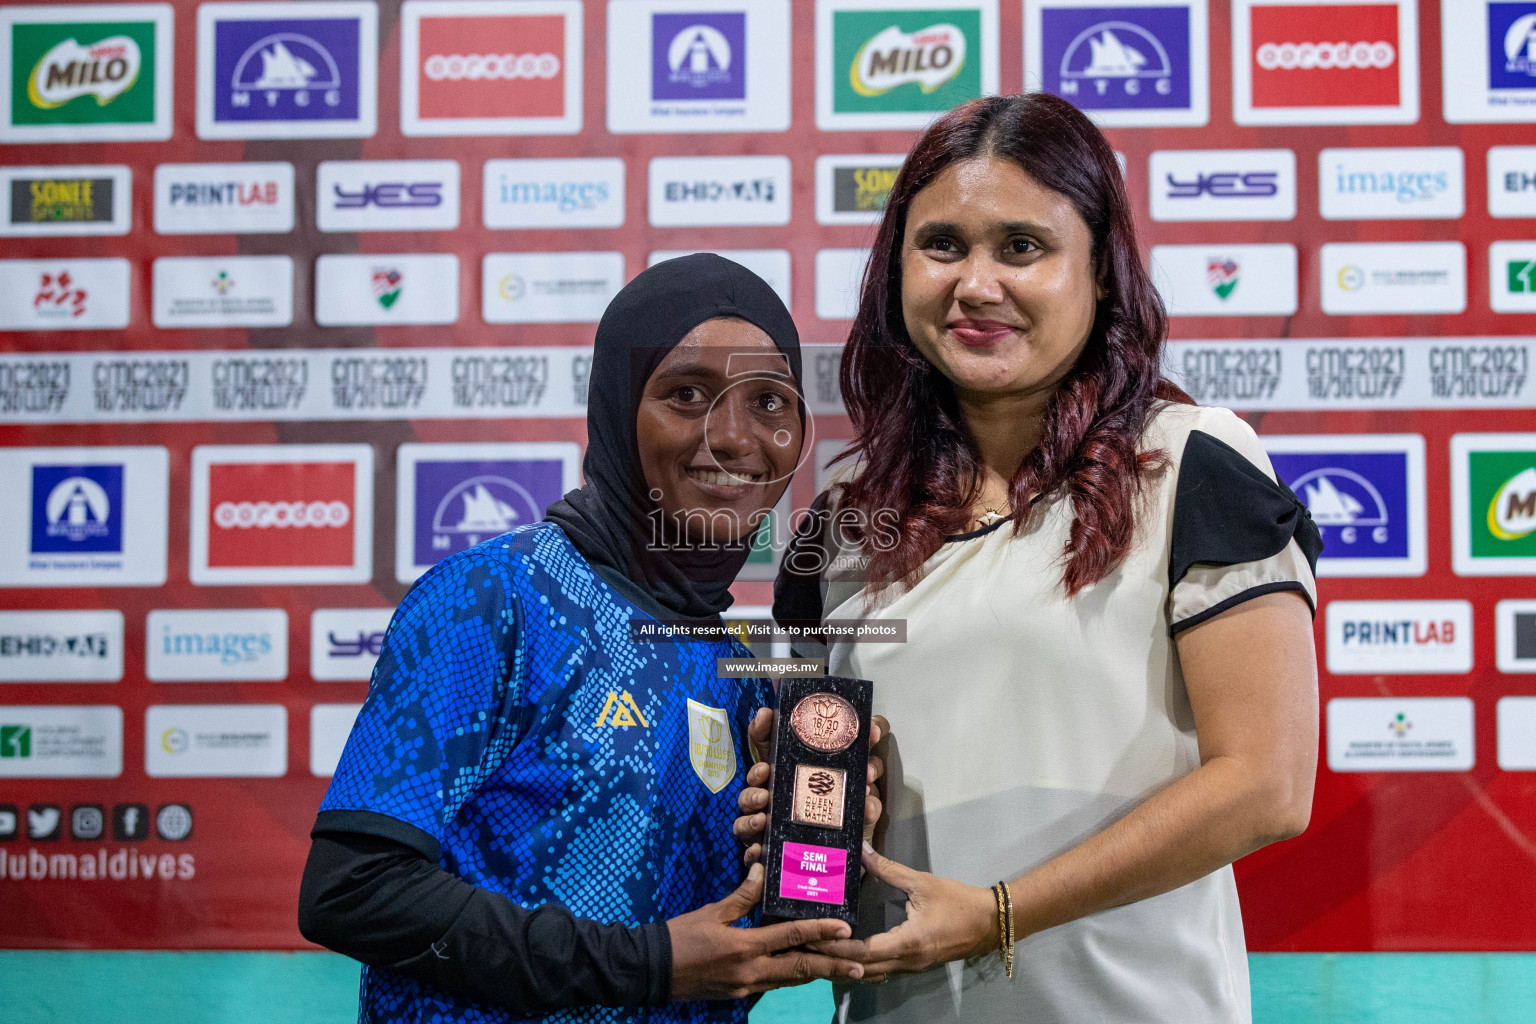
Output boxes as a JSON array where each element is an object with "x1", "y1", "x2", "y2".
[
  {"x1": 30, "y1": 464, "x2": 122, "y2": 554},
  {"x1": 483, "y1": 158, "x2": 625, "y2": 229},
  {"x1": 654, "y1": 13, "x2": 745, "y2": 100},
  {"x1": 197, "y1": 2, "x2": 377, "y2": 139},
  {"x1": 2, "y1": 5, "x2": 171, "y2": 142},
  {"x1": 1491, "y1": 4, "x2": 1536, "y2": 89},
  {"x1": 401, "y1": 1, "x2": 580, "y2": 137},
  {"x1": 191, "y1": 444, "x2": 373, "y2": 585},
  {"x1": 820, "y1": 3, "x2": 993, "y2": 129},
  {"x1": 1235, "y1": 0, "x2": 1417, "y2": 125},
  {"x1": 1318, "y1": 147, "x2": 1464, "y2": 220},
  {"x1": 396, "y1": 443, "x2": 578, "y2": 582},
  {"x1": 1207, "y1": 257, "x2": 1239, "y2": 300}
]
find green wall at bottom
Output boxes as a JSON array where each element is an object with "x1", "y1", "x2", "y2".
[{"x1": 0, "y1": 952, "x2": 1532, "y2": 1023}]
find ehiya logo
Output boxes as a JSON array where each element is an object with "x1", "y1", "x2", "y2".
[
  {"x1": 1488, "y1": 466, "x2": 1536, "y2": 540},
  {"x1": 27, "y1": 35, "x2": 142, "y2": 109},
  {"x1": 851, "y1": 23, "x2": 966, "y2": 96}
]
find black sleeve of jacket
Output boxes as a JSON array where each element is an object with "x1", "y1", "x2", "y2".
[{"x1": 297, "y1": 828, "x2": 673, "y2": 1014}]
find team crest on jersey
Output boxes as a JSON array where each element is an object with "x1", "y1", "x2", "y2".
[{"x1": 686, "y1": 698, "x2": 736, "y2": 793}]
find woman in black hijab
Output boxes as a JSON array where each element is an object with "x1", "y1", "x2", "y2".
[{"x1": 299, "y1": 255, "x2": 866, "y2": 1024}]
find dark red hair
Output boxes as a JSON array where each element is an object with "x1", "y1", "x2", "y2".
[{"x1": 835, "y1": 92, "x2": 1191, "y2": 596}]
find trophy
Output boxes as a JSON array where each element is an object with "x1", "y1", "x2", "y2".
[{"x1": 761, "y1": 675, "x2": 873, "y2": 926}]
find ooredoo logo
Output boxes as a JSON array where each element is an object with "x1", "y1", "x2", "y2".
[
  {"x1": 1234, "y1": 0, "x2": 1417, "y2": 125},
  {"x1": 190, "y1": 444, "x2": 373, "y2": 585},
  {"x1": 401, "y1": 1, "x2": 582, "y2": 136}
]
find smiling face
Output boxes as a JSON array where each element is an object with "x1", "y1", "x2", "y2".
[
  {"x1": 900, "y1": 155, "x2": 1103, "y2": 405},
  {"x1": 635, "y1": 317, "x2": 803, "y2": 545}
]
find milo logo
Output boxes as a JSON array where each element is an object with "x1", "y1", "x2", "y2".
[
  {"x1": 852, "y1": 23, "x2": 965, "y2": 96},
  {"x1": 28, "y1": 35, "x2": 141, "y2": 108},
  {"x1": 830, "y1": 8, "x2": 983, "y2": 119},
  {"x1": 1489, "y1": 466, "x2": 1536, "y2": 541},
  {"x1": 6, "y1": 14, "x2": 162, "y2": 134}
]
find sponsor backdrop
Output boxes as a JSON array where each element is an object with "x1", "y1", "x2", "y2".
[{"x1": 3, "y1": 0, "x2": 1536, "y2": 972}]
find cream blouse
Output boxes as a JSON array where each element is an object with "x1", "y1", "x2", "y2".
[{"x1": 775, "y1": 402, "x2": 1319, "y2": 1024}]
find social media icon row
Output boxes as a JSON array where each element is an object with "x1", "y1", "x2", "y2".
[
  {"x1": 0, "y1": 442, "x2": 579, "y2": 589},
  {"x1": 3, "y1": 2, "x2": 1534, "y2": 146},
  {"x1": 0, "y1": 801, "x2": 190, "y2": 842}
]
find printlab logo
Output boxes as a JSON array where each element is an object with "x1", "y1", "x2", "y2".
[
  {"x1": 1324, "y1": 600, "x2": 1474, "y2": 674},
  {"x1": 1490, "y1": 3, "x2": 1536, "y2": 89},
  {"x1": 1, "y1": 4, "x2": 172, "y2": 142},
  {"x1": 30, "y1": 464, "x2": 122, "y2": 555},
  {"x1": 1266, "y1": 435, "x2": 1425, "y2": 576},
  {"x1": 653, "y1": 13, "x2": 745, "y2": 100},
  {"x1": 401, "y1": 1, "x2": 580, "y2": 136},
  {"x1": 154, "y1": 162, "x2": 295, "y2": 235},
  {"x1": 1207, "y1": 258, "x2": 1239, "y2": 300},
  {"x1": 198, "y1": 1, "x2": 377, "y2": 139},
  {"x1": 818, "y1": 2, "x2": 995, "y2": 129},
  {"x1": 1235, "y1": 0, "x2": 1417, "y2": 125}
]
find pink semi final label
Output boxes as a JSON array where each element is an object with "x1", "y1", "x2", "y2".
[{"x1": 779, "y1": 841, "x2": 847, "y2": 904}]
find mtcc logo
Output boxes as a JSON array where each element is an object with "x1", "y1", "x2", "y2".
[
  {"x1": 1059, "y1": 22, "x2": 1173, "y2": 96},
  {"x1": 231, "y1": 33, "x2": 343, "y2": 108}
]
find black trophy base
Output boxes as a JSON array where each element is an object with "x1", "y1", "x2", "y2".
[{"x1": 760, "y1": 675, "x2": 873, "y2": 927}]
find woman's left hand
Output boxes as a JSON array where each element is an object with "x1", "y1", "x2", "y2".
[{"x1": 809, "y1": 844, "x2": 1001, "y2": 980}]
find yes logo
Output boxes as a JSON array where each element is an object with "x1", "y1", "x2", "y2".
[
  {"x1": 818, "y1": 1, "x2": 997, "y2": 130},
  {"x1": 1, "y1": 4, "x2": 173, "y2": 142},
  {"x1": 1453, "y1": 433, "x2": 1536, "y2": 575}
]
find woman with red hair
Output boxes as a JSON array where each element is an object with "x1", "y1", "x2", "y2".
[{"x1": 740, "y1": 93, "x2": 1322, "y2": 1023}]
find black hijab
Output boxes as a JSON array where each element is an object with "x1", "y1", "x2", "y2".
[{"x1": 545, "y1": 253, "x2": 802, "y2": 621}]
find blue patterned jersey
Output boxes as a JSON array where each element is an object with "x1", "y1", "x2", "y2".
[{"x1": 320, "y1": 522, "x2": 774, "y2": 1024}]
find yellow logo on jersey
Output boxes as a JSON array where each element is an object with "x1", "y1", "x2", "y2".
[
  {"x1": 687, "y1": 699, "x2": 737, "y2": 793},
  {"x1": 595, "y1": 690, "x2": 649, "y2": 728}
]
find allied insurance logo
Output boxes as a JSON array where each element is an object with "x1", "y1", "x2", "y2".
[
  {"x1": 0, "y1": 446, "x2": 168, "y2": 588},
  {"x1": 1443, "y1": 3, "x2": 1536, "y2": 123},
  {"x1": 0, "y1": 165, "x2": 131, "y2": 237},
  {"x1": 607, "y1": 1, "x2": 791, "y2": 134},
  {"x1": 1233, "y1": 0, "x2": 1418, "y2": 126},
  {"x1": 196, "y1": 1, "x2": 378, "y2": 140},
  {"x1": 816, "y1": 0, "x2": 999, "y2": 130},
  {"x1": 395, "y1": 442, "x2": 579, "y2": 582},
  {"x1": 0, "y1": 4, "x2": 173, "y2": 143},
  {"x1": 400, "y1": 0, "x2": 581, "y2": 137},
  {"x1": 1264, "y1": 434, "x2": 1426, "y2": 577},
  {"x1": 1452, "y1": 433, "x2": 1536, "y2": 576},
  {"x1": 190, "y1": 444, "x2": 374, "y2": 585},
  {"x1": 1026, "y1": 1, "x2": 1210, "y2": 127}
]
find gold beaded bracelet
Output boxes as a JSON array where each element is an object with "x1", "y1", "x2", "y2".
[{"x1": 990, "y1": 882, "x2": 1015, "y2": 978}]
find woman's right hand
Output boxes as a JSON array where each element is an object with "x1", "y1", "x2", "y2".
[{"x1": 667, "y1": 862, "x2": 865, "y2": 1000}]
